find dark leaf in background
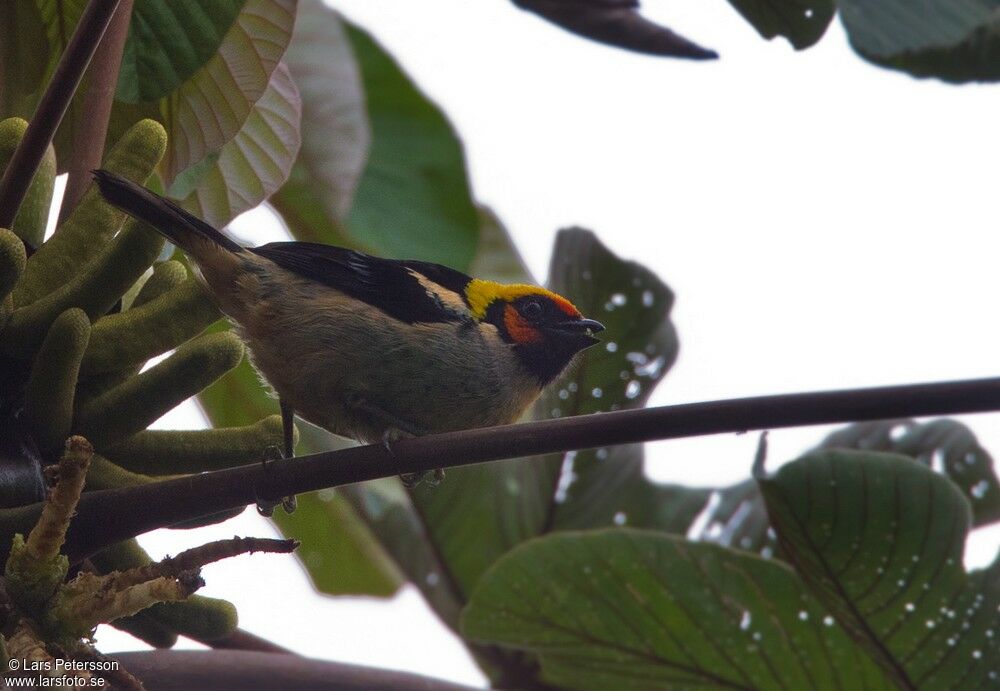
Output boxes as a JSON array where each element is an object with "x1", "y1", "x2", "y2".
[
  {"x1": 725, "y1": 0, "x2": 835, "y2": 50},
  {"x1": 759, "y1": 451, "x2": 1000, "y2": 689},
  {"x1": 542, "y1": 228, "x2": 694, "y2": 534},
  {"x1": 341, "y1": 19, "x2": 479, "y2": 267},
  {"x1": 463, "y1": 530, "x2": 895, "y2": 690},
  {"x1": 817, "y1": 419, "x2": 1000, "y2": 527},
  {"x1": 269, "y1": 0, "x2": 369, "y2": 248},
  {"x1": 116, "y1": 0, "x2": 245, "y2": 103},
  {"x1": 512, "y1": 0, "x2": 718, "y2": 59},
  {"x1": 839, "y1": 0, "x2": 1000, "y2": 83}
]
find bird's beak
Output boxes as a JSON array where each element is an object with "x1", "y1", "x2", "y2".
[{"x1": 550, "y1": 318, "x2": 605, "y2": 349}]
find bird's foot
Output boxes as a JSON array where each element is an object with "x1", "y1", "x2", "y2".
[
  {"x1": 255, "y1": 444, "x2": 297, "y2": 516},
  {"x1": 379, "y1": 427, "x2": 444, "y2": 489}
]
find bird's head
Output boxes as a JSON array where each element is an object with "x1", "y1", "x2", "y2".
[{"x1": 465, "y1": 279, "x2": 605, "y2": 384}]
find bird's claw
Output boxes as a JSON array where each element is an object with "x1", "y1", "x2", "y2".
[
  {"x1": 399, "y1": 468, "x2": 446, "y2": 489},
  {"x1": 255, "y1": 443, "x2": 296, "y2": 516}
]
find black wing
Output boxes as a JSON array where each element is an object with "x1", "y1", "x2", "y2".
[{"x1": 251, "y1": 242, "x2": 473, "y2": 324}]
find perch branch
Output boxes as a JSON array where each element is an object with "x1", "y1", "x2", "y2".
[
  {"x1": 0, "y1": 0, "x2": 121, "y2": 228},
  {"x1": 3, "y1": 375, "x2": 997, "y2": 564}
]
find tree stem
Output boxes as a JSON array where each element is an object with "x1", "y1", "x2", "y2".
[
  {"x1": 59, "y1": 0, "x2": 135, "y2": 223},
  {"x1": 7, "y1": 374, "x2": 997, "y2": 564},
  {"x1": 0, "y1": 0, "x2": 120, "y2": 229}
]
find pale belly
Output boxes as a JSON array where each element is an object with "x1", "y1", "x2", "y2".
[{"x1": 233, "y1": 278, "x2": 540, "y2": 444}]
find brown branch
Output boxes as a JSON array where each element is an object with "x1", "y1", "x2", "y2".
[
  {"x1": 118, "y1": 537, "x2": 298, "y2": 585},
  {"x1": 0, "y1": 0, "x2": 121, "y2": 229},
  {"x1": 2, "y1": 375, "x2": 999, "y2": 565},
  {"x1": 59, "y1": 0, "x2": 135, "y2": 223},
  {"x1": 111, "y1": 650, "x2": 480, "y2": 691}
]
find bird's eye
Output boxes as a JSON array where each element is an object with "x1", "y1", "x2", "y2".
[{"x1": 522, "y1": 299, "x2": 543, "y2": 319}]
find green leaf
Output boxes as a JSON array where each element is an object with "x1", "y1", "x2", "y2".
[
  {"x1": 463, "y1": 530, "x2": 894, "y2": 690},
  {"x1": 341, "y1": 18, "x2": 478, "y2": 266},
  {"x1": 158, "y1": 0, "x2": 297, "y2": 182},
  {"x1": 170, "y1": 62, "x2": 301, "y2": 227},
  {"x1": 543, "y1": 229, "x2": 691, "y2": 533},
  {"x1": 818, "y1": 419, "x2": 1000, "y2": 527},
  {"x1": 342, "y1": 479, "x2": 466, "y2": 625},
  {"x1": 270, "y1": 5, "x2": 478, "y2": 266},
  {"x1": 759, "y1": 450, "x2": 1000, "y2": 689},
  {"x1": 725, "y1": 0, "x2": 834, "y2": 50},
  {"x1": 116, "y1": 0, "x2": 245, "y2": 103},
  {"x1": 838, "y1": 0, "x2": 1000, "y2": 83},
  {"x1": 274, "y1": 486, "x2": 403, "y2": 597},
  {"x1": 269, "y1": 0, "x2": 368, "y2": 245}
]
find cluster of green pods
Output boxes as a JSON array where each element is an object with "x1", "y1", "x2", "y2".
[{"x1": 0, "y1": 117, "x2": 286, "y2": 646}]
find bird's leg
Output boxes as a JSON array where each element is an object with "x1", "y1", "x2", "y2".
[
  {"x1": 255, "y1": 399, "x2": 297, "y2": 516},
  {"x1": 347, "y1": 396, "x2": 444, "y2": 488},
  {"x1": 281, "y1": 398, "x2": 295, "y2": 461}
]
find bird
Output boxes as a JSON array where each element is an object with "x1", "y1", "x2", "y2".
[{"x1": 93, "y1": 170, "x2": 605, "y2": 512}]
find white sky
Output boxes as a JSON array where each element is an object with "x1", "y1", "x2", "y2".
[{"x1": 93, "y1": 1, "x2": 1000, "y2": 687}]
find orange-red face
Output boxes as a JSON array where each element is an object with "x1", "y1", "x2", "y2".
[
  {"x1": 489, "y1": 292, "x2": 603, "y2": 347},
  {"x1": 486, "y1": 292, "x2": 604, "y2": 383},
  {"x1": 500, "y1": 293, "x2": 592, "y2": 345}
]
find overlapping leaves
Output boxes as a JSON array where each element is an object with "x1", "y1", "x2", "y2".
[
  {"x1": 464, "y1": 448, "x2": 1000, "y2": 690},
  {"x1": 463, "y1": 529, "x2": 894, "y2": 690},
  {"x1": 760, "y1": 451, "x2": 1000, "y2": 689}
]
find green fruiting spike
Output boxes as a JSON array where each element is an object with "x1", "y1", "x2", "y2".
[
  {"x1": 0, "y1": 220, "x2": 164, "y2": 358},
  {"x1": 133, "y1": 260, "x2": 188, "y2": 305},
  {"x1": 80, "y1": 277, "x2": 218, "y2": 375},
  {"x1": 85, "y1": 454, "x2": 182, "y2": 491},
  {"x1": 145, "y1": 597, "x2": 239, "y2": 641},
  {"x1": 91, "y1": 540, "x2": 238, "y2": 643},
  {"x1": 111, "y1": 611, "x2": 180, "y2": 649},
  {"x1": 106, "y1": 415, "x2": 292, "y2": 474},
  {"x1": 0, "y1": 118, "x2": 55, "y2": 248},
  {"x1": 73, "y1": 260, "x2": 193, "y2": 400},
  {"x1": 75, "y1": 331, "x2": 244, "y2": 447},
  {"x1": 24, "y1": 308, "x2": 91, "y2": 456},
  {"x1": 0, "y1": 228, "x2": 27, "y2": 322},
  {"x1": 13, "y1": 118, "x2": 167, "y2": 306}
]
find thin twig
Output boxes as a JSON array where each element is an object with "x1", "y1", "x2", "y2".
[
  {"x1": 59, "y1": 0, "x2": 135, "y2": 223},
  {"x1": 2, "y1": 375, "x2": 996, "y2": 564},
  {"x1": 0, "y1": 0, "x2": 121, "y2": 228},
  {"x1": 118, "y1": 537, "x2": 298, "y2": 585}
]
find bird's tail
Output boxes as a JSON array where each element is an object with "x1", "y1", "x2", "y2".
[{"x1": 92, "y1": 169, "x2": 243, "y2": 256}]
